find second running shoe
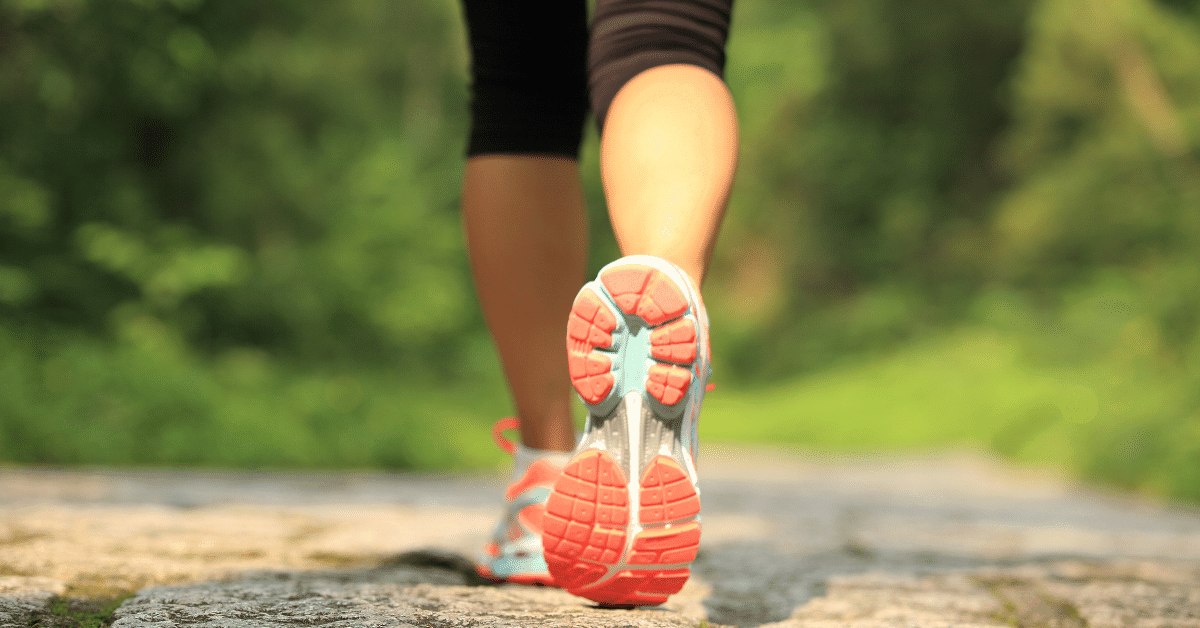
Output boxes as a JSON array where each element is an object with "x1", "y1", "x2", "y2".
[
  {"x1": 476, "y1": 418, "x2": 562, "y2": 587},
  {"x1": 542, "y1": 255, "x2": 710, "y2": 607}
]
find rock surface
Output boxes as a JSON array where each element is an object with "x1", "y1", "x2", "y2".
[
  {"x1": 3, "y1": 445, "x2": 1200, "y2": 626},
  {"x1": 0, "y1": 577, "x2": 66, "y2": 628},
  {"x1": 767, "y1": 560, "x2": 1200, "y2": 628},
  {"x1": 111, "y1": 567, "x2": 705, "y2": 628}
]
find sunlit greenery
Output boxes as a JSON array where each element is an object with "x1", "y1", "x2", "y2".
[{"x1": 1, "y1": 0, "x2": 1199, "y2": 501}]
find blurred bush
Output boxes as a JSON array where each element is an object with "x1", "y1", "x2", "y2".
[
  {"x1": 701, "y1": 0, "x2": 1200, "y2": 500},
  {"x1": 709, "y1": 0, "x2": 1200, "y2": 373},
  {"x1": 1, "y1": 0, "x2": 1199, "y2": 498},
  {"x1": 0, "y1": 0, "x2": 497, "y2": 468}
]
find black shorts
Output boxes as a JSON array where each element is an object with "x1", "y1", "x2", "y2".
[{"x1": 461, "y1": 0, "x2": 734, "y2": 158}]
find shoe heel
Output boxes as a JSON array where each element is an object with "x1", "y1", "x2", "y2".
[{"x1": 596, "y1": 263, "x2": 698, "y2": 407}]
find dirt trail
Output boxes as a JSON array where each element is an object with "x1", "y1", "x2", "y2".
[{"x1": 2, "y1": 445, "x2": 1198, "y2": 627}]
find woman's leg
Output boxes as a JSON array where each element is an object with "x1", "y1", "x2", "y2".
[
  {"x1": 587, "y1": 0, "x2": 739, "y2": 284},
  {"x1": 459, "y1": 0, "x2": 589, "y2": 453},
  {"x1": 601, "y1": 63, "x2": 738, "y2": 285},
  {"x1": 462, "y1": 0, "x2": 591, "y2": 586},
  {"x1": 462, "y1": 155, "x2": 585, "y2": 452}
]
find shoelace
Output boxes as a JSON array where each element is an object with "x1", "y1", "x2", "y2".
[{"x1": 492, "y1": 417, "x2": 520, "y2": 454}]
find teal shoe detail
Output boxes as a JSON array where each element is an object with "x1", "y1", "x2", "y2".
[{"x1": 476, "y1": 418, "x2": 562, "y2": 586}]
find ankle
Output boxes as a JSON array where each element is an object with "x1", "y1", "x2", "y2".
[{"x1": 511, "y1": 443, "x2": 573, "y2": 481}]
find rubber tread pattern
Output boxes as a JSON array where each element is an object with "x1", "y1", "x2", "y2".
[
  {"x1": 646, "y1": 364, "x2": 692, "y2": 406},
  {"x1": 548, "y1": 455, "x2": 700, "y2": 606},
  {"x1": 543, "y1": 451, "x2": 630, "y2": 590},
  {"x1": 637, "y1": 456, "x2": 701, "y2": 525},
  {"x1": 567, "y1": 290, "x2": 618, "y2": 404},
  {"x1": 600, "y1": 264, "x2": 689, "y2": 326},
  {"x1": 649, "y1": 319, "x2": 697, "y2": 364},
  {"x1": 577, "y1": 568, "x2": 689, "y2": 607},
  {"x1": 629, "y1": 523, "x2": 701, "y2": 565}
]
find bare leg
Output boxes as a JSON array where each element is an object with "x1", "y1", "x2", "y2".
[
  {"x1": 462, "y1": 155, "x2": 586, "y2": 452},
  {"x1": 463, "y1": 66, "x2": 735, "y2": 449},
  {"x1": 601, "y1": 64, "x2": 739, "y2": 285}
]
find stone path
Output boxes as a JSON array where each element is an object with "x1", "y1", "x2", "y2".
[{"x1": 2, "y1": 444, "x2": 1199, "y2": 627}]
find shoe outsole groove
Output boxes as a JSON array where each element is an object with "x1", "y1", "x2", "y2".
[
  {"x1": 568, "y1": 290, "x2": 619, "y2": 404},
  {"x1": 629, "y1": 523, "x2": 701, "y2": 564},
  {"x1": 543, "y1": 451, "x2": 701, "y2": 605},
  {"x1": 575, "y1": 567, "x2": 690, "y2": 607}
]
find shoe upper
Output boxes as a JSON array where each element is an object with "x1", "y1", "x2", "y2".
[{"x1": 477, "y1": 419, "x2": 562, "y2": 586}]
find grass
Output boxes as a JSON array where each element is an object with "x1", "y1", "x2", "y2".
[
  {"x1": 29, "y1": 594, "x2": 134, "y2": 628},
  {"x1": 0, "y1": 324, "x2": 508, "y2": 470},
  {"x1": 700, "y1": 322, "x2": 1200, "y2": 502},
  {"x1": 702, "y1": 328, "x2": 1084, "y2": 456}
]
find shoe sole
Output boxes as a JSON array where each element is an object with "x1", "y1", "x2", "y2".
[
  {"x1": 543, "y1": 257, "x2": 708, "y2": 607},
  {"x1": 475, "y1": 563, "x2": 555, "y2": 587}
]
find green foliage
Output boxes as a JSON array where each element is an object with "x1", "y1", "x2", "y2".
[
  {"x1": 995, "y1": 0, "x2": 1200, "y2": 277},
  {"x1": 0, "y1": 0, "x2": 502, "y2": 468},
  {"x1": 702, "y1": 0, "x2": 1200, "y2": 500},
  {"x1": 982, "y1": 0, "x2": 1200, "y2": 501},
  {"x1": 0, "y1": 0, "x2": 472, "y2": 362},
  {"x1": 0, "y1": 320, "x2": 503, "y2": 467},
  {"x1": 703, "y1": 278, "x2": 1200, "y2": 501},
  {"x1": 709, "y1": 0, "x2": 1036, "y2": 380},
  {"x1": 1, "y1": 0, "x2": 1199, "y2": 501}
]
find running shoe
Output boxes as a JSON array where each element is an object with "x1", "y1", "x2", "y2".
[
  {"x1": 543, "y1": 255, "x2": 711, "y2": 607},
  {"x1": 476, "y1": 418, "x2": 562, "y2": 587}
]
